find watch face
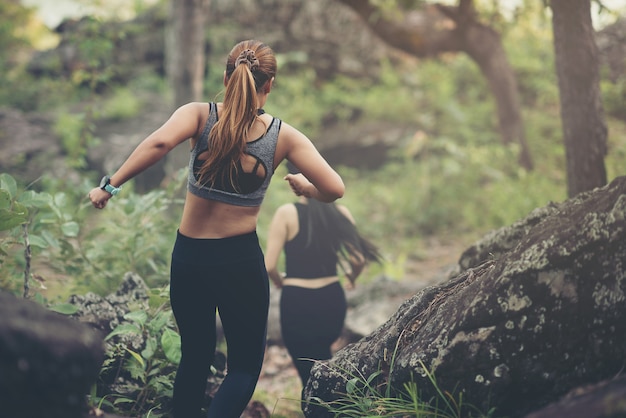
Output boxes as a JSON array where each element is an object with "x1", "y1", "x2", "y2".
[{"x1": 100, "y1": 176, "x2": 110, "y2": 188}]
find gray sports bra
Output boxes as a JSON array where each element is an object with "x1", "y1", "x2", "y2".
[{"x1": 187, "y1": 102, "x2": 281, "y2": 207}]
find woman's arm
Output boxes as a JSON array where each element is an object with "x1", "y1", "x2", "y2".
[
  {"x1": 277, "y1": 122, "x2": 345, "y2": 203},
  {"x1": 264, "y1": 204, "x2": 294, "y2": 288},
  {"x1": 89, "y1": 103, "x2": 205, "y2": 209}
]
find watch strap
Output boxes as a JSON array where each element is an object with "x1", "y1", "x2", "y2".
[
  {"x1": 100, "y1": 176, "x2": 122, "y2": 196},
  {"x1": 103, "y1": 183, "x2": 122, "y2": 196}
]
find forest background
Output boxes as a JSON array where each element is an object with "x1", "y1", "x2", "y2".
[{"x1": 0, "y1": 0, "x2": 625, "y2": 417}]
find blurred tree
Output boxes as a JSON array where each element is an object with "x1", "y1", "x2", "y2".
[
  {"x1": 166, "y1": 0, "x2": 211, "y2": 107},
  {"x1": 155, "y1": 0, "x2": 211, "y2": 185},
  {"x1": 550, "y1": 0, "x2": 608, "y2": 197},
  {"x1": 337, "y1": 0, "x2": 534, "y2": 170}
]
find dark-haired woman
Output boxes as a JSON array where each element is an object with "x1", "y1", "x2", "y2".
[
  {"x1": 88, "y1": 40, "x2": 344, "y2": 418},
  {"x1": 264, "y1": 179, "x2": 381, "y2": 392}
]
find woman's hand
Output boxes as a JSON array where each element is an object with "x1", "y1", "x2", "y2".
[
  {"x1": 284, "y1": 173, "x2": 315, "y2": 197},
  {"x1": 344, "y1": 271, "x2": 357, "y2": 290},
  {"x1": 88, "y1": 188, "x2": 112, "y2": 209}
]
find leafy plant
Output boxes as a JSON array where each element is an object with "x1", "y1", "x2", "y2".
[
  {"x1": 0, "y1": 173, "x2": 59, "y2": 297},
  {"x1": 96, "y1": 287, "x2": 180, "y2": 417},
  {"x1": 54, "y1": 111, "x2": 100, "y2": 169},
  {"x1": 0, "y1": 172, "x2": 184, "y2": 301}
]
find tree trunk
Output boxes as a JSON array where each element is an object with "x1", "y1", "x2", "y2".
[
  {"x1": 550, "y1": 0, "x2": 607, "y2": 198},
  {"x1": 167, "y1": 0, "x2": 211, "y2": 107},
  {"x1": 337, "y1": 0, "x2": 533, "y2": 170},
  {"x1": 138, "y1": 0, "x2": 211, "y2": 190}
]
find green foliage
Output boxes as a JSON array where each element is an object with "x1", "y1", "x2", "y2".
[
  {"x1": 95, "y1": 288, "x2": 179, "y2": 417},
  {"x1": 53, "y1": 111, "x2": 100, "y2": 169},
  {"x1": 0, "y1": 1, "x2": 42, "y2": 110},
  {"x1": 63, "y1": 177, "x2": 184, "y2": 296},
  {"x1": 98, "y1": 86, "x2": 143, "y2": 121},
  {"x1": 0, "y1": 1, "x2": 32, "y2": 68},
  {"x1": 601, "y1": 78, "x2": 626, "y2": 121},
  {"x1": 0, "y1": 172, "x2": 183, "y2": 300},
  {"x1": 0, "y1": 173, "x2": 58, "y2": 296},
  {"x1": 0, "y1": 174, "x2": 28, "y2": 231},
  {"x1": 64, "y1": 16, "x2": 118, "y2": 89},
  {"x1": 335, "y1": 138, "x2": 565, "y2": 259},
  {"x1": 265, "y1": 67, "x2": 326, "y2": 136}
]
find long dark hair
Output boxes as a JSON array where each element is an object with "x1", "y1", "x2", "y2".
[
  {"x1": 197, "y1": 40, "x2": 277, "y2": 187},
  {"x1": 304, "y1": 198, "x2": 382, "y2": 267},
  {"x1": 287, "y1": 162, "x2": 382, "y2": 268}
]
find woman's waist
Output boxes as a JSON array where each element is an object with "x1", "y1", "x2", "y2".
[
  {"x1": 282, "y1": 276, "x2": 340, "y2": 289},
  {"x1": 179, "y1": 192, "x2": 259, "y2": 238},
  {"x1": 172, "y1": 229, "x2": 262, "y2": 263}
]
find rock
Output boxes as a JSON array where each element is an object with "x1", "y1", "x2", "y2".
[
  {"x1": 68, "y1": 272, "x2": 150, "y2": 341},
  {"x1": 523, "y1": 374, "x2": 626, "y2": 418},
  {"x1": 303, "y1": 176, "x2": 626, "y2": 418},
  {"x1": 241, "y1": 400, "x2": 271, "y2": 418},
  {"x1": 0, "y1": 107, "x2": 71, "y2": 184},
  {"x1": 0, "y1": 291, "x2": 104, "y2": 418}
]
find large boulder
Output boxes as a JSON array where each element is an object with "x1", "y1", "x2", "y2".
[
  {"x1": 0, "y1": 291, "x2": 104, "y2": 418},
  {"x1": 523, "y1": 373, "x2": 626, "y2": 418},
  {"x1": 303, "y1": 176, "x2": 626, "y2": 418}
]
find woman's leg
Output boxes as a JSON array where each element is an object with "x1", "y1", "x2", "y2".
[
  {"x1": 169, "y1": 231, "x2": 269, "y2": 418},
  {"x1": 280, "y1": 283, "x2": 347, "y2": 387},
  {"x1": 170, "y1": 234, "x2": 218, "y2": 418},
  {"x1": 206, "y1": 234, "x2": 270, "y2": 418}
]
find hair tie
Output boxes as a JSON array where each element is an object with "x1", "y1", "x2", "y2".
[{"x1": 235, "y1": 49, "x2": 259, "y2": 71}]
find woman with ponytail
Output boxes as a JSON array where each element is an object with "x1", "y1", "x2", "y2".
[
  {"x1": 265, "y1": 163, "x2": 381, "y2": 399},
  {"x1": 89, "y1": 40, "x2": 344, "y2": 418}
]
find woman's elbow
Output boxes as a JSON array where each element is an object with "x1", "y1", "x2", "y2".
[
  {"x1": 324, "y1": 179, "x2": 345, "y2": 201},
  {"x1": 265, "y1": 262, "x2": 278, "y2": 275}
]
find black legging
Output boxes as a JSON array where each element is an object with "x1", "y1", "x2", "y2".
[
  {"x1": 280, "y1": 282, "x2": 346, "y2": 387},
  {"x1": 170, "y1": 230, "x2": 269, "y2": 418}
]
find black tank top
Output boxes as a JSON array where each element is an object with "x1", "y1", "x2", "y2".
[{"x1": 284, "y1": 203, "x2": 338, "y2": 278}]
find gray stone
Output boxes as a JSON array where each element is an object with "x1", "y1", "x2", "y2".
[
  {"x1": 0, "y1": 291, "x2": 104, "y2": 418},
  {"x1": 304, "y1": 176, "x2": 626, "y2": 418}
]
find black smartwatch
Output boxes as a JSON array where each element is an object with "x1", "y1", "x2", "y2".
[{"x1": 99, "y1": 176, "x2": 122, "y2": 196}]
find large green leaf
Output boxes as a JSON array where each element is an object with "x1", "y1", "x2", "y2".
[
  {"x1": 28, "y1": 234, "x2": 49, "y2": 249},
  {"x1": 49, "y1": 303, "x2": 80, "y2": 315},
  {"x1": 141, "y1": 336, "x2": 157, "y2": 360},
  {"x1": 105, "y1": 323, "x2": 142, "y2": 340},
  {"x1": 161, "y1": 328, "x2": 181, "y2": 365},
  {"x1": 0, "y1": 209, "x2": 26, "y2": 231},
  {"x1": 124, "y1": 310, "x2": 148, "y2": 326},
  {"x1": 0, "y1": 189, "x2": 11, "y2": 209},
  {"x1": 18, "y1": 190, "x2": 53, "y2": 208},
  {"x1": 0, "y1": 173, "x2": 17, "y2": 198},
  {"x1": 61, "y1": 221, "x2": 80, "y2": 237},
  {"x1": 125, "y1": 347, "x2": 145, "y2": 368}
]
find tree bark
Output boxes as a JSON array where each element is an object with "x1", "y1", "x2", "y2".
[
  {"x1": 550, "y1": 0, "x2": 607, "y2": 198},
  {"x1": 144, "y1": 0, "x2": 211, "y2": 189},
  {"x1": 337, "y1": 0, "x2": 533, "y2": 170},
  {"x1": 167, "y1": 0, "x2": 211, "y2": 107}
]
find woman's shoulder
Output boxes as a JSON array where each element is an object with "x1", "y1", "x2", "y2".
[
  {"x1": 336, "y1": 204, "x2": 355, "y2": 223},
  {"x1": 179, "y1": 101, "x2": 213, "y2": 111},
  {"x1": 271, "y1": 203, "x2": 298, "y2": 228},
  {"x1": 275, "y1": 202, "x2": 298, "y2": 215},
  {"x1": 175, "y1": 101, "x2": 212, "y2": 120}
]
